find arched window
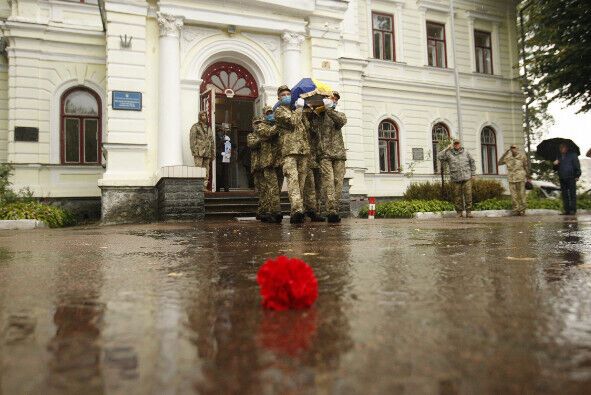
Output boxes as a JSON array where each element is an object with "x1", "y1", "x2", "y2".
[
  {"x1": 481, "y1": 126, "x2": 498, "y2": 174},
  {"x1": 61, "y1": 87, "x2": 101, "y2": 164},
  {"x1": 200, "y1": 62, "x2": 258, "y2": 99},
  {"x1": 378, "y1": 120, "x2": 400, "y2": 173},
  {"x1": 432, "y1": 123, "x2": 450, "y2": 173}
]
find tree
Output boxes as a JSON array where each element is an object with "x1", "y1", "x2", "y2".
[{"x1": 521, "y1": 0, "x2": 591, "y2": 113}]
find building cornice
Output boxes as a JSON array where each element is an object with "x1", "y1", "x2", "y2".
[
  {"x1": 158, "y1": 3, "x2": 307, "y2": 34},
  {"x1": 416, "y1": 0, "x2": 450, "y2": 13},
  {"x1": 465, "y1": 10, "x2": 504, "y2": 24}
]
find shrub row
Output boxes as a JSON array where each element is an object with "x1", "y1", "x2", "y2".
[
  {"x1": 0, "y1": 201, "x2": 76, "y2": 228},
  {"x1": 359, "y1": 200, "x2": 454, "y2": 218},
  {"x1": 403, "y1": 179, "x2": 505, "y2": 203}
]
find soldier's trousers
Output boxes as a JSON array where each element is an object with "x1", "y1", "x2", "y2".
[
  {"x1": 304, "y1": 167, "x2": 322, "y2": 213},
  {"x1": 320, "y1": 159, "x2": 346, "y2": 215},
  {"x1": 253, "y1": 170, "x2": 264, "y2": 215},
  {"x1": 452, "y1": 179, "x2": 473, "y2": 213},
  {"x1": 509, "y1": 181, "x2": 527, "y2": 214},
  {"x1": 193, "y1": 156, "x2": 211, "y2": 190},
  {"x1": 259, "y1": 167, "x2": 282, "y2": 214},
  {"x1": 283, "y1": 154, "x2": 308, "y2": 214}
]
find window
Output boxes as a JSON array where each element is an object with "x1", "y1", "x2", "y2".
[
  {"x1": 481, "y1": 126, "x2": 498, "y2": 174},
  {"x1": 475, "y1": 30, "x2": 493, "y2": 74},
  {"x1": 372, "y1": 13, "x2": 395, "y2": 61},
  {"x1": 432, "y1": 123, "x2": 450, "y2": 173},
  {"x1": 60, "y1": 87, "x2": 101, "y2": 165},
  {"x1": 427, "y1": 22, "x2": 447, "y2": 68},
  {"x1": 378, "y1": 120, "x2": 400, "y2": 172}
]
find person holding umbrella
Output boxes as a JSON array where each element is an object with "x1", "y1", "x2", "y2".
[{"x1": 554, "y1": 143, "x2": 581, "y2": 215}]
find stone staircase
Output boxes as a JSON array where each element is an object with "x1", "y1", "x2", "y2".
[
  {"x1": 204, "y1": 191, "x2": 291, "y2": 219},
  {"x1": 204, "y1": 182, "x2": 352, "y2": 220}
]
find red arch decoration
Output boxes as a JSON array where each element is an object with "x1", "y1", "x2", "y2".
[{"x1": 200, "y1": 62, "x2": 259, "y2": 99}]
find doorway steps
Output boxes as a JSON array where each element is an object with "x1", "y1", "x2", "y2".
[{"x1": 204, "y1": 190, "x2": 290, "y2": 219}]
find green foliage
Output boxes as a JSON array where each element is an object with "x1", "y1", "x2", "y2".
[
  {"x1": 0, "y1": 163, "x2": 75, "y2": 227},
  {"x1": 358, "y1": 199, "x2": 454, "y2": 219},
  {"x1": 0, "y1": 202, "x2": 76, "y2": 228},
  {"x1": 522, "y1": 0, "x2": 591, "y2": 113},
  {"x1": 403, "y1": 179, "x2": 505, "y2": 203}
]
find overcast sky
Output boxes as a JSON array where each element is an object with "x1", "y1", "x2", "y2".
[{"x1": 545, "y1": 102, "x2": 591, "y2": 157}]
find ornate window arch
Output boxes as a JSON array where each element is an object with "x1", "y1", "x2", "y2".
[
  {"x1": 481, "y1": 126, "x2": 498, "y2": 174},
  {"x1": 60, "y1": 86, "x2": 102, "y2": 165},
  {"x1": 432, "y1": 122, "x2": 450, "y2": 173},
  {"x1": 200, "y1": 62, "x2": 259, "y2": 98},
  {"x1": 378, "y1": 119, "x2": 401, "y2": 173}
]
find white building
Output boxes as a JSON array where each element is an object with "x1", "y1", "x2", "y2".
[{"x1": 0, "y1": 0, "x2": 522, "y2": 222}]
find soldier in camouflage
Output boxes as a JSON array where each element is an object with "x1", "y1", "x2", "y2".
[
  {"x1": 247, "y1": 118, "x2": 264, "y2": 220},
  {"x1": 275, "y1": 85, "x2": 310, "y2": 224},
  {"x1": 303, "y1": 110, "x2": 325, "y2": 222},
  {"x1": 190, "y1": 111, "x2": 215, "y2": 191},
  {"x1": 250, "y1": 106, "x2": 283, "y2": 224},
  {"x1": 313, "y1": 91, "x2": 347, "y2": 223},
  {"x1": 438, "y1": 139, "x2": 477, "y2": 218}
]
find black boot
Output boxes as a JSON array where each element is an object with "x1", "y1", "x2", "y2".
[
  {"x1": 305, "y1": 211, "x2": 326, "y2": 222},
  {"x1": 272, "y1": 212, "x2": 283, "y2": 224},
  {"x1": 260, "y1": 213, "x2": 274, "y2": 223},
  {"x1": 290, "y1": 212, "x2": 305, "y2": 224},
  {"x1": 327, "y1": 213, "x2": 341, "y2": 223}
]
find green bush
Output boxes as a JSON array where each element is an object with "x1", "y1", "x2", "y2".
[
  {"x1": 577, "y1": 197, "x2": 591, "y2": 210},
  {"x1": 403, "y1": 179, "x2": 505, "y2": 203},
  {"x1": 474, "y1": 198, "x2": 513, "y2": 211},
  {"x1": 0, "y1": 201, "x2": 75, "y2": 228},
  {"x1": 359, "y1": 199, "x2": 454, "y2": 218}
]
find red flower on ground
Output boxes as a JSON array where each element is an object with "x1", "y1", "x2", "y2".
[{"x1": 256, "y1": 256, "x2": 318, "y2": 310}]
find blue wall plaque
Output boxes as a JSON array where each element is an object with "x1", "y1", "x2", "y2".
[{"x1": 112, "y1": 91, "x2": 142, "y2": 111}]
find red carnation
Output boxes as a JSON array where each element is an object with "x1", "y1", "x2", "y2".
[{"x1": 256, "y1": 256, "x2": 318, "y2": 311}]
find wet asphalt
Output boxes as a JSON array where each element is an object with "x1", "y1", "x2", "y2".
[{"x1": 0, "y1": 215, "x2": 590, "y2": 394}]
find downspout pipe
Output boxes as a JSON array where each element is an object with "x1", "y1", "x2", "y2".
[
  {"x1": 450, "y1": 0, "x2": 463, "y2": 141},
  {"x1": 98, "y1": 0, "x2": 107, "y2": 33}
]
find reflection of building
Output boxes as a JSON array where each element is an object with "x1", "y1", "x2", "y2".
[{"x1": 0, "y1": 0, "x2": 522, "y2": 223}]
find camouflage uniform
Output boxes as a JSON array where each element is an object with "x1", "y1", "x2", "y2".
[
  {"x1": 190, "y1": 121, "x2": 215, "y2": 189},
  {"x1": 247, "y1": 120, "x2": 264, "y2": 216},
  {"x1": 275, "y1": 104, "x2": 310, "y2": 215},
  {"x1": 304, "y1": 111, "x2": 322, "y2": 215},
  {"x1": 499, "y1": 148, "x2": 529, "y2": 215},
  {"x1": 313, "y1": 108, "x2": 347, "y2": 217},
  {"x1": 256, "y1": 107, "x2": 283, "y2": 217},
  {"x1": 438, "y1": 147, "x2": 476, "y2": 213}
]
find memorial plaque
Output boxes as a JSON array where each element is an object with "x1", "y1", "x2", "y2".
[
  {"x1": 112, "y1": 91, "x2": 142, "y2": 111},
  {"x1": 412, "y1": 148, "x2": 424, "y2": 161},
  {"x1": 15, "y1": 127, "x2": 39, "y2": 142}
]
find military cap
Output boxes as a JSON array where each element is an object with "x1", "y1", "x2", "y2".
[
  {"x1": 277, "y1": 85, "x2": 291, "y2": 95},
  {"x1": 453, "y1": 139, "x2": 461, "y2": 144},
  {"x1": 332, "y1": 91, "x2": 340, "y2": 100},
  {"x1": 262, "y1": 105, "x2": 273, "y2": 114}
]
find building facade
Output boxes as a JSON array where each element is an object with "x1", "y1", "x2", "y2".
[{"x1": 0, "y1": 0, "x2": 523, "y2": 222}]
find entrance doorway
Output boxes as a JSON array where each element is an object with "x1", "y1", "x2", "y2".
[{"x1": 200, "y1": 62, "x2": 260, "y2": 192}]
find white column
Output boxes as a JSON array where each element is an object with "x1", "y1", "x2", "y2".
[
  {"x1": 281, "y1": 32, "x2": 305, "y2": 87},
  {"x1": 157, "y1": 12, "x2": 184, "y2": 168},
  {"x1": 394, "y1": 3, "x2": 405, "y2": 63},
  {"x1": 491, "y1": 22, "x2": 501, "y2": 76}
]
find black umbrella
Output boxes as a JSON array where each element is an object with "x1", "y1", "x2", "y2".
[{"x1": 535, "y1": 138, "x2": 580, "y2": 161}]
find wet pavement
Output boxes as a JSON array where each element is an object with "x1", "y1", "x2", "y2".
[{"x1": 1, "y1": 216, "x2": 591, "y2": 394}]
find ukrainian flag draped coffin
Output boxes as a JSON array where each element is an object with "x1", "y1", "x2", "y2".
[{"x1": 272, "y1": 78, "x2": 333, "y2": 111}]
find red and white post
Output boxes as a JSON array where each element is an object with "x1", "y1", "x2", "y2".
[{"x1": 368, "y1": 197, "x2": 376, "y2": 220}]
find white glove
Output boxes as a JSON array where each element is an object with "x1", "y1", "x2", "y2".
[
  {"x1": 323, "y1": 98, "x2": 334, "y2": 108},
  {"x1": 295, "y1": 98, "x2": 305, "y2": 108}
]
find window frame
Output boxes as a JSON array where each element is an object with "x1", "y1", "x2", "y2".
[
  {"x1": 426, "y1": 21, "x2": 447, "y2": 68},
  {"x1": 372, "y1": 11, "x2": 396, "y2": 62},
  {"x1": 60, "y1": 86, "x2": 102, "y2": 165},
  {"x1": 378, "y1": 119, "x2": 401, "y2": 173},
  {"x1": 480, "y1": 126, "x2": 498, "y2": 175},
  {"x1": 474, "y1": 30, "x2": 493, "y2": 75},
  {"x1": 432, "y1": 123, "x2": 451, "y2": 173}
]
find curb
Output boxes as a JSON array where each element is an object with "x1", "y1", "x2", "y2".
[
  {"x1": 0, "y1": 220, "x2": 48, "y2": 230},
  {"x1": 414, "y1": 209, "x2": 591, "y2": 219}
]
